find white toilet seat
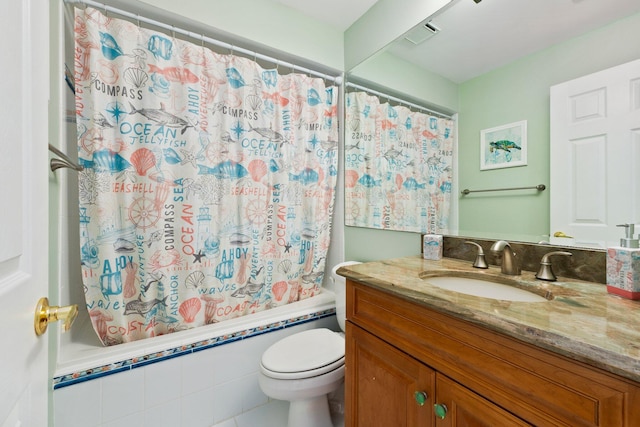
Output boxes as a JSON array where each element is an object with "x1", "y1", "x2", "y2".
[{"x1": 260, "y1": 328, "x2": 345, "y2": 380}]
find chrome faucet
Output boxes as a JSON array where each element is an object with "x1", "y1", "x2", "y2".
[
  {"x1": 535, "y1": 251, "x2": 572, "y2": 281},
  {"x1": 490, "y1": 240, "x2": 521, "y2": 275}
]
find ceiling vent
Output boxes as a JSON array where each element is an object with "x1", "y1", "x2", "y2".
[{"x1": 404, "y1": 21, "x2": 441, "y2": 45}]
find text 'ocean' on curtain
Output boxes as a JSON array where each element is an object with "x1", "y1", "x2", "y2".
[
  {"x1": 73, "y1": 8, "x2": 339, "y2": 345},
  {"x1": 344, "y1": 91, "x2": 453, "y2": 233}
]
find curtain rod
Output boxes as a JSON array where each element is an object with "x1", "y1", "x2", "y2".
[
  {"x1": 345, "y1": 82, "x2": 453, "y2": 119},
  {"x1": 64, "y1": 0, "x2": 342, "y2": 84}
]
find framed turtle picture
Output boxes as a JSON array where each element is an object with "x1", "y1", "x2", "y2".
[{"x1": 480, "y1": 120, "x2": 527, "y2": 170}]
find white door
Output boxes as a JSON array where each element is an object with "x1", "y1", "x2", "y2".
[
  {"x1": 550, "y1": 59, "x2": 640, "y2": 248},
  {"x1": 0, "y1": 0, "x2": 50, "y2": 426}
]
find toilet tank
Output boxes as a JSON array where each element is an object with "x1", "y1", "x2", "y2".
[{"x1": 331, "y1": 261, "x2": 361, "y2": 332}]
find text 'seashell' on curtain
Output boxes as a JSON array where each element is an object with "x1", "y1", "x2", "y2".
[
  {"x1": 74, "y1": 7, "x2": 339, "y2": 345},
  {"x1": 344, "y1": 91, "x2": 453, "y2": 233}
]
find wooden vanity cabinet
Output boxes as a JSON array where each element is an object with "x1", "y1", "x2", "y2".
[
  {"x1": 347, "y1": 322, "x2": 530, "y2": 426},
  {"x1": 345, "y1": 280, "x2": 640, "y2": 426},
  {"x1": 346, "y1": 323, "x2": 435, "y2": 426}
]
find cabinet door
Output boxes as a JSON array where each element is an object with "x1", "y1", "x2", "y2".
[
  {"x1": 346, "y1": 322, "x2": 435, "y2": 427},
  {"x1": 435, "y1": 374, "x2": 531, "y2": 427}
]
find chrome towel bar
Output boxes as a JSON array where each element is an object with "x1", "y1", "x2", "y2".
[{"x1": 461, "y1": 184, "x2": 545, "y2": 195}]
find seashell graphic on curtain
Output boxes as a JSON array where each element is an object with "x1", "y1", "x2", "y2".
[
  {"x1": 73, "y1": 7, "x2": 339, "y2": 345},
  {"x1": 344, "y1": 91, "x2": 454, "y2": 234}
]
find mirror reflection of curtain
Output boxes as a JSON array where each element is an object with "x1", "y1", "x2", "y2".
[
  {"x1": 344, "y1": 91, "x2": 454, "y2": 233},
  {"x1": 74, "y1": 7, "x2": 339, "y2": 345}
]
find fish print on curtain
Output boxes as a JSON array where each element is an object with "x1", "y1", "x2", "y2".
[
  {"x1": 344, "y1": 91, "x2": 453, "y2": 233},
  {"x1": 73, "y1": 7, "x2": 339, "y2": 345}
]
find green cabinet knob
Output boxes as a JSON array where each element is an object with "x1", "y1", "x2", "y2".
[
  {"x1": 414, "y1": 391, "x2": 428, "y2": 406},
  {"x1": 434, "y1": 403, "x2": 448, "y2": 419}
]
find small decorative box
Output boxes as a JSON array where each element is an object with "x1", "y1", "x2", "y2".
[
  {"x1": 423, "y1": 234, "x2": 443, "y2": 260},
  {"x1": 606, "y1": 247, "x2": 640, "y2": 300}
]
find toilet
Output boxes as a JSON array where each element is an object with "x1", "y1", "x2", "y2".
[{"x1": 258, "y1": 261, "x2": 360, "y2": 427}]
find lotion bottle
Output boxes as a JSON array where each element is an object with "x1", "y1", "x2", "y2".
[{"x1": 606, "y1": 224, "x2": 640, "y2": 299}]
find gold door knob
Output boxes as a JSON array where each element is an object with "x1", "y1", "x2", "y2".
[{"x1": 34, "y1": 297, "x2": 78, "y2": 336}]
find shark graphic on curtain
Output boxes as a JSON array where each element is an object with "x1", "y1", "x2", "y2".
[
  {"x1": 73, "y1": 7, "x2": 339, "y2": 345},
  {"x1": 344, "y1": 91, "x2": 454, "y2": 233}
]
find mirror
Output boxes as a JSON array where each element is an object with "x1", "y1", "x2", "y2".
[{"x1": 345, "y1": 0, "x2": 640, "y2": 247}]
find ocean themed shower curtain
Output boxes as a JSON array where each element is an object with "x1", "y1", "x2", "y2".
[
  {"x1": 344, "y1": 91, "x2": 454, "y2": 233},
  {"x1": 73, "y1": 7, "x2": 339, "y2": 345}
]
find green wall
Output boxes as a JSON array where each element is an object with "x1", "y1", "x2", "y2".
[
  {"x1": 350, "y1": 51, "x2": 459, "y2": 113},
  {"x1": 140, "y1": 0, "x2": 345, "y2": 70}
]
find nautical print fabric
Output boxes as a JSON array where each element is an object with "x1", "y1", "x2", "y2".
[
  {"x1": 344, "y1": 91, "x2": 453, "y2": 233},
  {"x1": 74, "y1": 8, "x2": 339, "y2": 345}
]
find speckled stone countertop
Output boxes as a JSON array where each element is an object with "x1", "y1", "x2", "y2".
[{"x1": 338, "y1": 256, "x2": 640, "y2": 383}]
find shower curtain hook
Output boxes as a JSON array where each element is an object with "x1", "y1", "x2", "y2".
[
  {"x1": 171, "y1": 25, "x2": 176, "y2": 39},
  {"x1": 136, "y1": 14, "x2": 140, "y2": 27}
]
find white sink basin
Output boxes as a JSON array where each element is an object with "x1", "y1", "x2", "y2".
[{"x1": 424, "y1": 276, "x2": 550, "y2": 302}]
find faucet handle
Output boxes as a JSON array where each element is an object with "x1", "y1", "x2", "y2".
[
  {"x1": 535, "y1": 251, "x2": 572, "y2": 281},
  {"x1": 464, "y1": 241, "x2": 488, "y2": 269}
]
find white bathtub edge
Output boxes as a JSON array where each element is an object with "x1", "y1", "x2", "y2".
[{"x1": 54, "y1": 291, "x2": 336, "y2": 386}]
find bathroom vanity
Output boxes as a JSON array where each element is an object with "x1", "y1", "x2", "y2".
[{"x1": 339, "y1": 257, "x2": 640, "y2": 426}]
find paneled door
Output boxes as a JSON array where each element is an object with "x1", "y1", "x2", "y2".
[
  {"x1": 0, "y1": 0, "x2": 50, "y2": 426},
  {"x1": 550, "y1": 58, "x2": 640, "y2": 248}
]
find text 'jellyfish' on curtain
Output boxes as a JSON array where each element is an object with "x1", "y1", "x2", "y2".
[{"x1": 74, "y1": 7, "x2": 339, "y2": 345}]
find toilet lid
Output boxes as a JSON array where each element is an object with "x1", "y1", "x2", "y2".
[{"x1": 261, "y1": 328, "x2": 345, "y2": 379}]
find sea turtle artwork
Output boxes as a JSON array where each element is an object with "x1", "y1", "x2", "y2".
[{"x1": 489, "y1": 140, "x2": 521, "y2": 153}]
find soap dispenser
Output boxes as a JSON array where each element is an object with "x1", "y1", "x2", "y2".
[
  {"x1": 618, "y1": 223, "x2": 639, "y2": 248},
  {"x1": 606, "y1": 224, "x2": 640, "y2": 299}
]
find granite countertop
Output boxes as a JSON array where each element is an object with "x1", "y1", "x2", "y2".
[{"x1": 338, "y1": 256, "x2": 640, "y2": 383}]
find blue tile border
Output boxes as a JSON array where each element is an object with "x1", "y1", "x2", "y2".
[{"x1": 53, "y1": 308, "x2": 336, "y2": 390}]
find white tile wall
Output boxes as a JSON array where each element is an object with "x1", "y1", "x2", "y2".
[
  {"x1": 53, "y1": 379, "x2": 102, "y2": 427},
  {"x1": 53, "y1": 316, "x2": 339, "y2": 427}
]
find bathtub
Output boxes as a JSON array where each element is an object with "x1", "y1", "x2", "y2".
[
  {"x1": 51, "y1": 6, "x2": 346, "y2": 424},
  {"x1": 52, "y1": 161, "x2": 342, "y2": 427},
  {"x1": 54, "y1": 290, "x2": 337, "y2": 388},
  {"x1": 53, "y1": 120, "x2": 340, "y2": 389},
  {"x1": 52, "y1": 292, "x2": 339, "y2": 427}
]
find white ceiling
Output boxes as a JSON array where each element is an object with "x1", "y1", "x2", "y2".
[
  {"x1": 269, "y1": 0, "x2": 379, "y2": 31},
  {"x1": 270, "y1": 0, "x2": 640, "y2": 83},
  {"x1": 388, "y1": 0, "x2": 640, "y2": 83}
]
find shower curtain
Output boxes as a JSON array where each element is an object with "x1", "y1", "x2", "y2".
[
  {"x1": 344, "y1": 91, "x2": 453, "y2": 233},
  {"x1": 73, "y1": 7, "x2": 339, "y2": 345}
]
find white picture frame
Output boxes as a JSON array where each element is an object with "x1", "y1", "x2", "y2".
[{"x1": 480, "y1": 120, "x2": 527, "y2": 170}]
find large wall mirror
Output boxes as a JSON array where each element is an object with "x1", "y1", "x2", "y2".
[{"x1": 345, "y1": 0, "x2": 640, "y2": 248}]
